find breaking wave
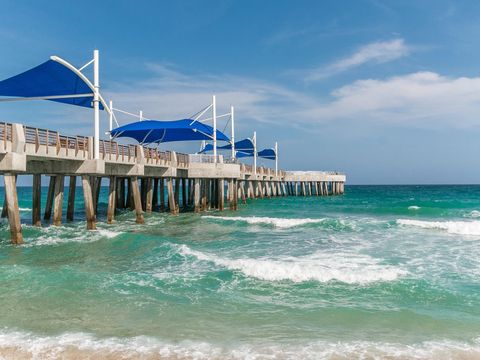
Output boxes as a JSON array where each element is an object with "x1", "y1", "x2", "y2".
[
  {"x1": 202, "y1": 216, "x2": 326, "y2": 228},
  {"x1": 408, "y1": 205, "x2": 421, "y2": 210},
  {"x1": 180, "y1": 245, "x2": 405, "y2": 284},
  {"x1": 466, "y1": 210, "x2": 480, "y2": 218},
  {"x1": 0, "y1": 330, "x2": 479, "y2": 359},
  {"x1": 397, "y1": 219, "x2": 480, "y2": 236},
  {"x1": 23, "y1": 226, "x2": 122, "y2": 246}
]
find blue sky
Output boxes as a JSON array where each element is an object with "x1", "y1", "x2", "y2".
[{"x1": 2, "y1": 0, "x2": 480, "y2": 184}]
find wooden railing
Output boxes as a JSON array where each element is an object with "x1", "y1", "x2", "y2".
[
  {"x1": 0, "y1": 122, "x2": 12, "y2": 151},
  {"x1": 24, "y1": 126, "x2": 89, "y2": 157},
  {"x1": 176, "y1": 152, "x2": 189, "y2": 167},
  {"x1": 143, "y1": 147, "x2": 171, "y2": 165},
  {"x1": 243, "y1": 164, "x2": 253, "y2": 173},
  {"x1": 7, "y1": 123, "x2": 289, "y2": 177}
]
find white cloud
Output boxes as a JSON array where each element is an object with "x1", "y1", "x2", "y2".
[
  {"x1": 105, "y1": 62, "x2": 480, "y2": 134},
  {"x1": 305, "y1": 38, "x2": 410, "y2": 81},
  {"x1": 105, "y1": 63, "x2": 312, "y2": 130},
  {"x1": 304, "y1": 71, "x2": 480, "y2": 128}
]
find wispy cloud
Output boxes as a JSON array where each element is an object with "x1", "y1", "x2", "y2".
[
  {"x1": 303, "y1": 71, "x2": 480, "y2": 128},
  {"x1": 304, "y1": 38, "x2": 410, "y2": 81},
  {"x1": 105, "y1": 63, "x2": 313, "y2": 130},
  {"x1": 105, "y1": 62, "x2": 480, "y2": 134}
]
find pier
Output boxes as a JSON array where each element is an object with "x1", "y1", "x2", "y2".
[{"x1": 0, "y1": 122, "x2": 345, "y2": 244}]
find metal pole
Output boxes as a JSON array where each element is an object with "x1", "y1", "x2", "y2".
[
  {"x1": 231, "y1": 105, "x2": 235, "y2": 160},
  {"x1": 213, "y1": 95, "x2": 217, "y2": 163},
  {"x1": 275, "y1": 141, "x2": 278, "y2": 177},
  {"x1": 253, "y1": 131, "x2": 257, "y2": 175},
  {"x1": 109, "y1": 100, "x2": 113, "y2": 137},
  {"x1": 93, "y1": 49, "x2": 100, "y2": 160},
  {"x1": 140, "y1": 110, "x2": 143, "y2": 121}
]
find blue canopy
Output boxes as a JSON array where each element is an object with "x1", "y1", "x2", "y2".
[
  {"x1": 110, "y1": 119, "x2": 230, "y2": 144},
  {"x1": 258, "y1": 148, "x2": 276, "y2": 160},
  {"x1": 0, "y1": 59, "x2": 102, "y2": 109},
  {"x1": 236, "y1": 150, "x2": 255, "y2": 158},
  {"x1": 199, "y1": 138, "x2": 254, "y2": 153}
]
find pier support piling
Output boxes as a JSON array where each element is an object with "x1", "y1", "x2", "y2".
[
  {"x1": 145, "y1": 177, "x2": 153, "y2": 213},
  {"x1": 32, "y1": 174, "x2": 42, "y2": 226},
  {"x1": 67, "y1": 176, "x2": 76, "y2": 221},
  {"x1": 159, "y1": 178, "x2": 165, "y2": 212},
  {"x1": 4, "y1": 174, "x2": 23, "y2": 244},
  {"x1": 194, "y1": 179, "x2": 201, "y2": 213},
  {"x1": 53, "y1": 175, "x2": 65, "y2": 226},
  {"x1": 167, "y1": 178, "x2": 176, "y2": 215},
  {"x1": 44, "y1": 176, "x2": 55, "y2": 220},
  {"x1": 107, "y1": 176, "x2": 116, "y2": 224},
  {"x1": 130, "y1": 177, "x2": 145, "y2": 224},
  {"x1": 81, "y1": 175, "x2": 96, "y2": 230}
]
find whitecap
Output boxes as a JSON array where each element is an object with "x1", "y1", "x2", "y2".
[
  {"x1": 202, "y1": 215, "x2": 325, "y2": 229},
  {"x1": 397, "y1": 219, "x2": 480, "y2": 236},
  {"x1": 466, "y1": 210, "x2": 480, "y2": 218},
  {"x1": 24, "y1": 225, "x2": 121, "y2": 246},
  {"x1": 408, "y1": 205, "x2": 421, "y2": 210},
  {"x1": 0, "y1": 330, "x2": 479, "y2": 359},
  {"x1": 180, "y1": 245, "x2": 406, "y2": 284}
]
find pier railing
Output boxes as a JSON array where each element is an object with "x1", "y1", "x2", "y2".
[
  {"x1": 0, "y1": 122, "x2": 13, "y2": 151},
  {"x1": 189, "y1": 154, "x2": 223, "y2": 164},
  {"x1": 24, "y1": 126, "x2": 89, "y2": 158},
  {"x1": 143, "y1": 147, "x2": 172, "y2": 166},
  {"x1": 2, "y1": 122, "x2": 287, "y2": 179}
]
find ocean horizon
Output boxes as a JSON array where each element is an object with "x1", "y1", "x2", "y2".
[{"x1": 1, "y1": 184, "x2": 480, "y2": 359}]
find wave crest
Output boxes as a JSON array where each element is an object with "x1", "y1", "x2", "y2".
[
  {"x1": 202, "y1": 216, "x2": 326, "y2": 228},
  {"x1": 180, "y1": 245, "x2": 405, "y2": 284},
  {"x1": 397, "y1": 219, "x2": 480, "y2": 236},
  {"x1": 0, "y1": 330, "x2": 479, "y2": 360}
]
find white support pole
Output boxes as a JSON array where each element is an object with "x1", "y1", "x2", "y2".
[
  {"x1": 200, "y1": 140, "x2": 206, "y2": 152},
  {"x1": 231, "y1": 105, "x2": 235, "y2": 160},
  {"x1": 253, "y1": 131, "x2": 257, "y2": 175},
  {"x1": 93, "y1": 49, "x2": 100, "y2": 160},
  {"x1": 109, "y1": 100, "x2": 113, "y2": 137},
  {"x1": 212, "y1": 95, "x2": 217, "y2": 163},
  {"x1": 275, "y1": 141, "x2": 278, "y2": 177},
  {"x1": 139, "y1": 110, "x2": 143, "y2": 121}
]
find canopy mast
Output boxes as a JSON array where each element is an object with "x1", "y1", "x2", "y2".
[
  {"x1": 253, "y1": 131, "x2": 257, "y2": 175},
  {"x1": 231, "y1": 105, "x2": 235, "y2": 160},
  {"x1": 93, "y1": 49, "x2": 100, "y2": 160},
  {"x1": 109, "y1": 100, "x2": 113, "y2": 135},
  {"x1": 212, "y1": 95, "x2": 217, "y2": 163},
  {"x1": 275, "y1": 141, "x2": 278, "y2": 176}
]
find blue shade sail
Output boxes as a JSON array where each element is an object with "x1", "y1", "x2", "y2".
[
  {"x1": 236, "y1": 150, "x2": 255, "y2": 158},
  {"x1": 110, "y1": 119, "x2": 230, "y2": 144},
  {"x1": 199, "y1": 138, "x2": 254, "y2": 153},
  {"x1": 0, "y1": 59, "x2": 102, "y2": 109},
  {"x1": 199, "y1": 143, "x2": 214, "y2": 153},
  {"x1": 258, "y1": 148, "x2": 276, "y2": 160}
]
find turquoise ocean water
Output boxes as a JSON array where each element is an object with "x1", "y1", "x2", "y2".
[{"x1": 1, "y1": 185, "x2": 480, "y2": 359}]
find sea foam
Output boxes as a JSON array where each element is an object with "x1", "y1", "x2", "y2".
[
  {"x1": 202, "y1": 215, "x2": 325, "y2": 228},
  {"x1": 0, "y1": 330, "x2": 479, "y2": 360},
  {"x1": 180, "y1": 245, "x2": 405, "y2": 284},
  {"x1": 397, "y1": 219, "x2": 480, "y2": 236},
  {"x1": 25, "y1": 226, "x2": 122, "y2": 246}
]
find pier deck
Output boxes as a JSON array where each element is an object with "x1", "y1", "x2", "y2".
[{"x1": 0, "y1": 122, "x2": 346, "y2": 244}]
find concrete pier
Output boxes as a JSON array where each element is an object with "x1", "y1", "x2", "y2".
[{"x1": 0, "y1": 122, "x2": 346, "y2": 243}]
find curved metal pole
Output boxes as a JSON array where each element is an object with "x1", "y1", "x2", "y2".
[{"x1": 50, "y1": 55, "x2": 111, "y2": 115}]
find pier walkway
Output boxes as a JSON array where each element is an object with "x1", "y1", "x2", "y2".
[{"x1": 0, "y1": 122, "x2": 346, "y2": 244}]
